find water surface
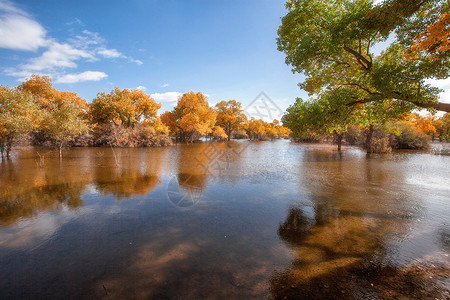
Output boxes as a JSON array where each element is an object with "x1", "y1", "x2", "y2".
[{"x1": 0, "y1": 141, "x2": 449, "y2": 299}]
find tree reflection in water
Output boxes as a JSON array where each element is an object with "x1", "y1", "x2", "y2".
[{"x1": 271, "y1": 147, "x2": 449, "y2": 299}]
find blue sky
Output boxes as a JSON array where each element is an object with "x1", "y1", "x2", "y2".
[{"x1": 0, "y1": 0, "x2": 307, "y2": 114}]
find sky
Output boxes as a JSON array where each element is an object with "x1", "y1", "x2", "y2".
[{"x1": 0, "y1": 0, "x2": 448, "y2": 115}]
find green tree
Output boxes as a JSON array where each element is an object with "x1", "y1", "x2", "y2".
[
  {"x1": 0, "y1": 86, "x2": 41, "y2": 159},
  {"x1": 41, "y1": 102, "x2": 90, "y2": 158},
  {"x1": 277, "y1": 0, "x2": 450, "y2": 112}
]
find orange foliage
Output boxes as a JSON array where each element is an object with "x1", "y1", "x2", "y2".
[
  {"x1": 406, "y1": 13, "x2": 450, "y2": 59},
  {"x1": 176, "y1": 91, "x2": 216, "y2": 136}
]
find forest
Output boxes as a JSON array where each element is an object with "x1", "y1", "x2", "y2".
[{"x1": 0, "y1": 75, "x2": 290, "y2": 159}]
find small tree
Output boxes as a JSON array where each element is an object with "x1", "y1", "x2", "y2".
[
  {"x1": 41, "y1": 102, "x2": 90, "y2": 158},
  {"x1": 0, "y1": 86, "x2": 41, "y2": 159},
  {"x1": 215, "y1": 100, "x2": 247, "y2": 141}
]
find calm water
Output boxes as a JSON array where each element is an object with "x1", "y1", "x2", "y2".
[{"x1": 0, "y1": 140, "x2": 449, "y2": 299}]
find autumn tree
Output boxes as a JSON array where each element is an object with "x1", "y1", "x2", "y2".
[
  {"x1": 160, "y1": 111, "x2": 179, "y2": 135},
  {"x1": 432, "y1": 113, "x2": 450, "y2": 141},
  {"x1": 19, "y1": 75, "x2": 89, "y2": 114},
  {"x1": 247, "y1": 119, "x2": 266, "y2": 140},
  {"x1": 215, "y1": 100, "x2": 247, "y2": 141},
  {"x1": 174, "y1": 91, "x2": 217, "y2": 142},
  {"x1": 91, "y1": 87, "x2": 160, "y2": 127},
  {"x1": 277, "y1": 0, "x2": 450, "y2": 112},
  {"x1": 212, "y1": 126, "x2": 228, "y2": 140},
  {"x1": 0, "y1": 86, "x2": 41, "y2": 159},
  {"x1": 41, "y1": 102, "x2": 90, "y2": 158}
]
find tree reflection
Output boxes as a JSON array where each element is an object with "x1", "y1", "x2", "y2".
[
  {"x1": 92, "y1": 148, "x2": 162, "y2": 200},
  {"x1": 271, "y1": 148, "x2": 446, "y2": 299},
  {"x1": 0, "y1": 151, "x2": 89, "y2": 227}
]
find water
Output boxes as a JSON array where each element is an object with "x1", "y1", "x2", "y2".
[{"x1": 0, "y1": 140, "x2": 448, "y2": 299}]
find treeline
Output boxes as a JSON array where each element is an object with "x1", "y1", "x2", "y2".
[
  {"x1": 0, "y1": 75, "x2": 289, "y2": 159},
  {"x1": 160, "y1": 92, "x2": 289, "y2": 142},
  {"x1": 282, "y1": 96, "x2": 450, "y2": 153}
]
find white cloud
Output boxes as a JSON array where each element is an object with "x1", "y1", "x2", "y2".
[
  {"x1": 23, "y1": 42, "x2": 94, "y2": 71},
  {"x1": 161, "y1": 83, "x2": 169, "y2": 88},
  {"x1": 55, "y1": 71, "x2": 107, "y2": 83},
  {"x1": 0, "y1": 1, "x2": 48, "y2": 51},
  {"x1": 135, "y1": 85, "x2": 146, "y2": 91},
  {"x1": 1, "y1": 1, "x2": 143, "y2": 82},
  {"x1": 98, "y1": 48, "x2": 123, "y2": 58},
  {"x1": 151, "y1": 92, "x2": 182, "y2": 103},
  {"x1": 427, "y1": 78, "x2": 450, "y2": 104},
  {"x1": 129, "y1": 58, "x2": 143, "y2": 65}
]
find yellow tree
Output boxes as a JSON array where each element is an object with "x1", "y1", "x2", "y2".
[
  {"x1": 19, "y1": 75, "x2": 89, "y2": 113},
  {"x1": 215, "y1": 100, "x2": 247, "y2": 141},
  {"x1": 212, "y1": 126, "x2": 228, "y2": 140},
  {"x1": 411, "y1": 113, "x2": 437, "y2": 136},
  {"x1": 0, "y1": 86, "x2": 41, "y2": 159},
  {"x1": 247, "y1": 119, "x2": 266, "y2": 140},
  {"x1": 91, "y1": 87, "x2": 160, "y2": 127},
  {"x1": 160, "y1": 111, "x2": 179, "y2": 135},
  {"x1": 175, "y1": 91, "x2": 216, "y2": 142}
]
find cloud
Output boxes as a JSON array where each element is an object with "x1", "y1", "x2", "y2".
[
  {"x1": 98, "y1": 48, "x2": 143, "y2": 65},
  {"x1": 161, "y1": 83, "x2": 169, "y2": 88},
  {"x1": 129, "y1": 58, "x2": 143, "y2": 65},
  {"x1": 0, "y1": 1, "x2": 48, "y2": 51},
  {"x1": 1, "y1": 1, "x2": 142, "y2": 82},
  {"x1": 98, "y1": 48, "x2": 123, "y2": 58},
  {"x1": 55, "y1": 71, "x2": 107, "y2": 83},
  {"x1": 135, "y1": 85, "x2": 146, "y2": 91},
  {"x1": 151, "y1": 92, "x2": 182, "y2": 103},
  {"x1": 427, "y1": 78, "x2": 450, "y2": 103},
  {"x1": 23, "y1": 42, "x2": 94, "y2": 71}
]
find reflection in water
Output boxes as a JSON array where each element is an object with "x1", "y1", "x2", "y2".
[
  {"x1": 92, "y1": 148, "x2": 162, "y2": 199},
  {"x1": 0, "y1": 142, "x2": 448, "y2": 299},
  {"x1": 271, "y1": 146, "x2": 449, "y2": 299},
  {"x1": 0, "y1": 147, "x2": 165, "y2": 226}
]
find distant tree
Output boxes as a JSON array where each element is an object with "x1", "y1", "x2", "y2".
[
  {"x1": 212, "y1": 126, "x2": 228, "y2": 140},
  {"x1": 175, "y1": 91, "x2": 217, "y2": 142},
  {"x1": 432, "y1": 113, "x2": 450, "y2": 141},
  {"x1": 91, "y1": 87, "x2": 160, "y2": 127},
  {"x1": 0, "y1": 86, "x2": 41, "y2": 159},
  {"x1": 215, "y1": 100, "x2": 247, "y2": 141},
  {"x1": 160, "y1": 111, "x2": 179, "y2": 135},
  {"x1": 19, "y1": 75, "x2": 89, "y2": 113},
  {"x1": 41, "y1": 102, "x2": 90, "y2": 158},
  {"x1": 247, "y1": 119, "x2": 266, "y2": 140}
]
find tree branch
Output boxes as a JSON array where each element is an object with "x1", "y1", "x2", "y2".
[{"x1": 343, "y1": 44, "x2": 372, "y2": 70}]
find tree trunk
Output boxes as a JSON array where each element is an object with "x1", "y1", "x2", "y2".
[
  {"x1": 5, "y1": 136, "x2": 13, "y2": 159},
  {"x1": 337, "y1": 133, "x2": 343, "y2": 152},
  {"x1": 59, "y1": 143, "x2": 63, "y2": 159},
  {"x1": 365, "y1": 124, "x2": 374, "y2": 153}
]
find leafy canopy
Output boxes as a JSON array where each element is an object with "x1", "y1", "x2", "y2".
[{"x1": 277, "y1": 0, "x2": 450, "y2": 112}]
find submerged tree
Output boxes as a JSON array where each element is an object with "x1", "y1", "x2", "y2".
[
  {"x1": 174, "y1": 91, "x2": 217, "y2": 142},
  {"x1": 277, "y1": 0, "x2": 450, "y2": 112},
  {"x1": 0, "y1": 86, "x2": 41, "y2": 159},
  {"x1": 91, "y1": 87, "x2": 161, "y2": 127},
  {"x1": 41, "y1": 102, "x2": 90, "y2": 158},
  {"x1": 215, "y1": 100, "x2": 247, "y2": 141}
]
